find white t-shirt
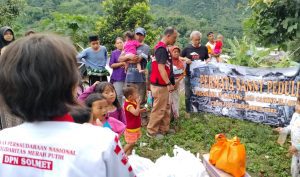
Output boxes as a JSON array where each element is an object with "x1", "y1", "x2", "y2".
[
  {"x1": 206, "y1": 41, "x2": 216, "y2": 52},
  {"x1": 0, "y1": 122, "x2": 135, "y2": 177}
]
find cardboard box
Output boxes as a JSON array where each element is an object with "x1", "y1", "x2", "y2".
[{"x1": 202, "y1": 154, "x2": 251, "y2": 177}]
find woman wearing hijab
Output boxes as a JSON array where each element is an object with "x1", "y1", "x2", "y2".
[
  {"x1": 0, "y1": 26, "x2": 20, "y2": 129},
  {"x1": 0, "y1": 26, "x2": 15, "y2": 55},
  {"x1": 169, "y1": 46, "x2": 191, "y2": 120}
]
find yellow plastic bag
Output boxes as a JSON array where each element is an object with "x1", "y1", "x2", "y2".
[{"x1": 209, "y1": 134, "x2": 246, "y2": 177}]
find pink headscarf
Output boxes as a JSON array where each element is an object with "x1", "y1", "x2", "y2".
[{"x1": 169, "y1": 46, "x2": 184, "y2": 70}]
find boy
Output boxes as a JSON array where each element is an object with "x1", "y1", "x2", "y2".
[
  {"x1": 77, "y1": 35, "x2": 109, "y2": 85},
  {"x1": 123, "y1": 86, "x2": 146, "y2": 155}
]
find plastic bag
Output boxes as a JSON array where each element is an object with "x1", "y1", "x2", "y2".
[
  {"x1": 277, "y1": 130, "x2": 288, "y2": 146},
  {"x1": 146, "y1": 91, "x2": 153, "y2": 109},
  {"x1": 139, "y1": 145, "x2": 208, "y2": 177},
  {"x1": 128, "y1": 151, "x2": 155, "y2": 176},
  {"x1": 209, "y1": 134, "x2": 246, "y2": 177}
]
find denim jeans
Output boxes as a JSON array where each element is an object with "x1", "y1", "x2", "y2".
[{"x1": 113, "y1": 81, "x2": 125, "y2": 106}]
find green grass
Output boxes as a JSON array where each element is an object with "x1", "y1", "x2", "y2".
[{"x1": 123, "y1": 94, "x2": 291, "y2": 177}]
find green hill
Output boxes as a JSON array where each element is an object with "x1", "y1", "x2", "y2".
[{"x1": 4, "y1": 0, "x2": 249, "y2": 46}]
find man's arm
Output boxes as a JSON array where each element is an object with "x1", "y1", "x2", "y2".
[{"x1": 76, "y1": 49, "x2": 87, "y2": 62}]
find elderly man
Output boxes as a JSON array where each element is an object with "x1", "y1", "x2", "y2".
[
  {"x1": 181, "y1": 31, "x2": 209, "y2": 118},
  {"x1": 147, "y1": 27, "x2": 178, "y2": 139}
]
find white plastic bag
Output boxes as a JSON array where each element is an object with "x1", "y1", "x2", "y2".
[
  {"x1": 138, "y1": 145, "x2": 209, "y2": 177},
  {"x1": 128, "y1": 151, "x2": 155, "y2": 176}
]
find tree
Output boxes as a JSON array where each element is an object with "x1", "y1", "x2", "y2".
[
  {"x1": 96, "y1": 0, "x2": 154, "y2": 50},
  {"x1": 38, "y1": 13, "x2": 99, "y2": 49},
  {"x1": 243, "y1": 0, "x2": 300, "y2": 49},
  {"x1": 0, "y1": 0, "x2": 25, "y2": 26}
]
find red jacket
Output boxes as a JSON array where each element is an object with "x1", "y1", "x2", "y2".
[{"x1": 150, "y1": 41, "x2": 172, "y2": 86}]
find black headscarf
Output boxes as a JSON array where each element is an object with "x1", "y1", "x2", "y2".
[{"x1": 0, "y1": 26, "x2": 15, "y2": 50}]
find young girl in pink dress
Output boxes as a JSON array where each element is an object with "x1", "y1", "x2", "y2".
[
  {"x1": 214, "y1": 34, "x2": 224, "y2": 62},
  {"x1": 123, "y1": 31, "x2": 144, "y2": 73}
]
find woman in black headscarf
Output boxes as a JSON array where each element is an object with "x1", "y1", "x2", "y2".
[{"x1": 0, "y1": 26, "x2": 15, "y2": 55}]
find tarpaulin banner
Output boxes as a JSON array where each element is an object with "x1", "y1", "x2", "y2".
[{"x1": 189, "y1": 61, "x2": 300, "y2": 126}]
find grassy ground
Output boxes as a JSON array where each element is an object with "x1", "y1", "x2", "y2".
[{"x1": 125, "y1": 94, "x2": 292, "y2": 177}]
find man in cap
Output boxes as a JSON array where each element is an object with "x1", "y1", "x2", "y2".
[{"x1": 119, "y1": 27, "x2": 150, "y2": 124}]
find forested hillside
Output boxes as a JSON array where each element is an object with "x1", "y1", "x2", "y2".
[
  {"x1": 151, "y1": 0, "x2": 248, "y2": 42},
  {"x1": 1, "y1": 0, "x2": 299, "y2": 63},
  {"x1": 1, "y1": 0, "x2": 249, "y2": 46}
]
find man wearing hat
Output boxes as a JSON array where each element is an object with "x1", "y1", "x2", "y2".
[{"x1": 119, "y1": 27, "x2": 150, "y2": 123}]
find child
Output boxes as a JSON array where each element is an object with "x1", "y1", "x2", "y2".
[
  {"x1": 123, "y1": 86, "x2": 146, "y2": 155},
  {"x1": 169, "y1": 46, "x2": 191, "y2": 120},
  {"x1": 76, "y1": 35, "x2": 109, "y2": 85},
  {"x1": 109, "y1": 37, "x2": 126, "y2": 106},
  {"x1": 123, "y1": 31, "x2": 144, "y2": 73},
  {"x1": 77, "y1": 81, "x2": 126, "y2": 124},
  {"x1": 275, "y1": 99, "x2": 300, "y2": 177},
  {"x1": 85, "y1": 93, "x2": 125, "y2": 136},
  {"x1": 214, "y1": 34, "x2": 223, "y2": 63},
  {"x1": 70, "y1": 106, "x2": 93, "y2": 124},
  {"x1": 95, "y1": 82, "x2": 126, "y2": 124}
]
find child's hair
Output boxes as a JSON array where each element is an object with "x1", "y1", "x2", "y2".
[
  {"x1": 124, "y1": 31, "x2": 135, "y2": 40},
  {"x1": 85, "y1": 93, "x2": 106, "y2": 108},
  {"x1": 207, "y1": 32, "x2": 214, "y2": 37},
  {"x1": 217, "y1": 34, "x2": 223, "y2": 39},
  {"x1": 123, "y1": 86, "x2": 137, "y2": 99},
  {"x1": 95, "y1": 82, "x2": 121, "y2": 109},
  {"x1": 70, "y1": 106, "x2": 91, "y2": 124}
]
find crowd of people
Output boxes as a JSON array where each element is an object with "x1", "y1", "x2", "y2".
[
  {"x1": 1, "y1": 24, "x2": 300, "y2": 177},
  {"x1": 0, "y1": 25, "x2": 227, "y2": 176}
]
